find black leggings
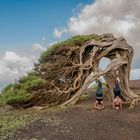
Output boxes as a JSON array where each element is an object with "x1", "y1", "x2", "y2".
[{"x1": 96, "y1": 98, "x2": 103, "y2": 104}]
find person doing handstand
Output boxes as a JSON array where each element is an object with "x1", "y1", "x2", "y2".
[
  {"x1": 113, "y1": 70, "x2": 122, "y2": 110},
  {"x1": 94, "y1": 78, "x2": 104, "y2": 110}
]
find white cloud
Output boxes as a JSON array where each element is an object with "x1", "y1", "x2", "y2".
[
  {"x1": 0, "y1": 51, "x2": 35, "y2": 89},
  {"x1": 67, "y1": 0, "x2": 138, "y2": 36},
  {"x1": 3, "y1": 51, "x2": 30, "y2": 64},
  {"x1": 130, "y1": 69, "x2": 140, "y2": 80},
  {"x1": 0, "y1": 43, "x2": 47, "y2": 90},
  {"x1": 52, "y1": 0, "x2": 140, "y2": 79},
  {"x1": 56, "y1": 0, "x2": 140, "y2": 70},
  {"x1": 32, "y1": 43, "x2": 46, "y2": 52},
  {"x1": 54, "y1": 28, "x2": 67, "y2": 38}
]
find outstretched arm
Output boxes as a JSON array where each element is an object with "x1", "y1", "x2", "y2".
[
  {"x1": 113, "y1": 100, "x2": 115, "y2": 108},
  {"x1": 116, "y1": 76, "x2": 120, "y2": 83}
]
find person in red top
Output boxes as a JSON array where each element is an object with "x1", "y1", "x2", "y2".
[{"x1": 113, "y1": 70, "x2": 122, "y2": 110}]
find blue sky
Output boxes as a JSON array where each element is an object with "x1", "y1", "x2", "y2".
[
  {"x1": 0, "y1": 0, "x2": 94, "y2": 89},
  {"x1": 0, "y1": 0, "x2": 140, "y2": 90},
  {"x1": 0, "y1": 0, "x2": 93, "y2": 52}
]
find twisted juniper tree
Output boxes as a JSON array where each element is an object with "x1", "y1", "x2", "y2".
[
  {"x1": 36, "y1": 33, "x2": 140, "y2": 108},
  {"x1": 2, "y1": 33, "x2": 140, "y2": 108}
]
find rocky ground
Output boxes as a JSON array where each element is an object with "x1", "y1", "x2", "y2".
[
  {"x1": 1, "y1": 90, "x2": 140, "y2": 140},
  {"x1": 129, "y1": 80, "x2": 140, "y2": 90}
]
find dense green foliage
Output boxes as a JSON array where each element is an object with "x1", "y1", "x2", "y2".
[
  {"x1": 0, "y1": 72, "x2": 46, "y2": 105},
  {"x1": 0, "y1": 34, "x2": 98, "y2": 107},
  {"x1": 39, "y1": 34, "x2": 98, "y2": 63}
]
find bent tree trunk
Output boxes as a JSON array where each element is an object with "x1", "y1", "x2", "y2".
[
  {"x1": 12, "y1": 33, "x2": 140, "y2": 108},
  {"x1": 4, "y1": 34, "x2": 140, "y2": 108},
  {"x1": 61, "y1": 34, "x2": 140, "y2": 107}
]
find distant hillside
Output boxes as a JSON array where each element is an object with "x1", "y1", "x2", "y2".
[{"x1": 129, "y1": 80, "x2": 140, "y2": 89}]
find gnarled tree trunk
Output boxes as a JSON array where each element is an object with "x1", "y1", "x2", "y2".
[
  {"x1": 10, "y1": 33, "x2": 140, "y2": 108},
  {"x1": 62, "y1": 34, "x2": 140, "y2": 108}
]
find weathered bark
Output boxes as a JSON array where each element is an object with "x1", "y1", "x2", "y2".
[
  {"x1": 9, "y1": 33, "x2": 140, "y2": 108},
  {"x1": 62, "y1": 34, "x2": 140, "y2": 108}
]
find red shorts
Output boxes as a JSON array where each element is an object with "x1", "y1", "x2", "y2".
[{"x1": 114, "y1": 97, "x2": 122, "y2": 106}]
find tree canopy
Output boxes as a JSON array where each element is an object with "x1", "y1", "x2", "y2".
[{"x1": 1, "y1": 33, "x2": 140, "y2": 108}]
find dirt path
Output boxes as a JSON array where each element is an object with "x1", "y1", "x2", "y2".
[{"x1": 6, "y1": 95, "x2": 140, "y2": 140}]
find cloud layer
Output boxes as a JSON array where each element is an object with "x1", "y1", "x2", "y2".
[
  {"x1": 0, "y1": 42, "x2": 49, "y2": 90},
  {"x1": 56, "y1": 0, "x2": 140, "y2": 70},
  {"x1": 1, "y1": 0, "x2": 140, "y2": 90},
  {"x1": 32, "y1": 43, "x2": 46, "y2": 52},
  {"x1": 0, "y1": 51, "x2": 35, "y2": 90},
  {"x1": 68, "y1": 0, "x2": 139, "y2": 36},
  {"x1": 54, "y1": 28, "x2": 67, "y2": 38}
]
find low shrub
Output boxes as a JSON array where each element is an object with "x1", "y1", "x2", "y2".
[{"x1": 0, "y1": 72, "x2": 46, "y2": 105}]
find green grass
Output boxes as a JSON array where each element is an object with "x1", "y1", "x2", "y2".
[
  {"x1": 0, "y1": 115, "x2": 26, "y2": 138},
  {"x1": 0, "y1": 96, "x2": 6, "y2": 107},
  {"x1": 79, "y1": 94, "x2": 91, "y2": 101},
  {"x1": 0, "y1": 109, "x2": 42, "y2": 139},
  {"x1": 0, "y1": 104, "x2": 69, "y2": 139}
]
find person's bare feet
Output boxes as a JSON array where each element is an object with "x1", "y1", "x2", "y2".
[{"x1": 115, "y1": 106, "x2": 119, "y2": 110}]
